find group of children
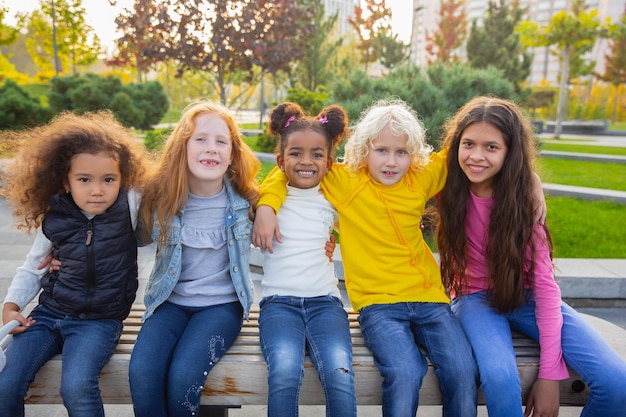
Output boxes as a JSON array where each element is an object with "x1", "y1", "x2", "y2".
[{"x1": 0, "y1": 94, "x2": 624, "y2": 417}]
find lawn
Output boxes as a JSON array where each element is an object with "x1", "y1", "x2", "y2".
[
  {"x1": 423, "y1": 197, "x2": 626, "y2": 258},
  {"x1": 537, "y1": 158, "x2": 626, "y2": 191},
  {"x1": 539, "y1": 143, "x2": 626, "y2": 156},
  {"x1": 546, "y1": 197, "x2": 626, "y2": 258}
]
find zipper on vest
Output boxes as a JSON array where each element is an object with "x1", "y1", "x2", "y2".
[{"x1": 85, "y1": 221, "x2": 96, "y2": 312}]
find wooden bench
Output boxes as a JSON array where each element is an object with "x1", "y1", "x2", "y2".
[{"x1": 19, "y1": 305, "x2": 594, "y2": 416}]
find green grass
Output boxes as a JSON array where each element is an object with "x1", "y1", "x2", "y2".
[
  {"x1": 423, "y1": 197, "x2": 626, "y2": 258},
  {"x1": 546, "y1": 197, "x2": 626, "y2": 258},
  {"x1": 539, "y1": 143, "x2": 626, "y2": 156},
  {"x1": 608, "y1": 122, "x2": 626, "y2": 131},
  {"x1": 537, "y1": 158, "x2": 626, "y2": 191},
  {"x1": 256, "y1": 161, "x2": 276, "y2": 183}
]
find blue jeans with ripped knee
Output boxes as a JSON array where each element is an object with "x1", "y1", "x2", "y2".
[
  {"x1": 129, "y1": 301, "x2": 243, "y2": 417},
  {"x1": 259, "y1": 295, "x2": 356, "y2": 417}
]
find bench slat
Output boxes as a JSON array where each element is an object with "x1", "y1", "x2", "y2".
[{"x1": 24, "y1": 305, "x2": 590, "y2": 406}]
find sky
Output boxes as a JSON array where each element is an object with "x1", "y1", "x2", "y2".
[{"x1": 1, "y1": 0, "x2": 414, "y2": 48}]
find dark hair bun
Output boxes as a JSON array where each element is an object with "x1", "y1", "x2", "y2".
[{"x1": 268, "y1": 102, "x2": 304, "y2": 136}]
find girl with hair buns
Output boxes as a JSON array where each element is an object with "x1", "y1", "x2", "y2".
[{"x1": 255, "y1": 102, "x2": 356, "y2": 417}]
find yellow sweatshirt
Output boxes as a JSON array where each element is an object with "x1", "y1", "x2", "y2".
[{"x1": 258, "y1": 150, "x2": 449, "y2": 311}]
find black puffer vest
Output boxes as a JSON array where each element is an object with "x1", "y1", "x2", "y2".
[{"x1": 40, "y1": 190, "x2": 138, "y2": 320}]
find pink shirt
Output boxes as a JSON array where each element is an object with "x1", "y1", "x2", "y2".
[{"x1": 461, "y1": 191, "x2": 569, "y2": 380}]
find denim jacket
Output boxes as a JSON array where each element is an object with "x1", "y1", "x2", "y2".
[{"x1": 140, "y1": 181, "x2": 254, "y2": 320}]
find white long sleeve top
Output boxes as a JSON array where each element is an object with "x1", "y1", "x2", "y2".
[{"x1": 261, "y1": 185, "x2": 340, "y2": 299}]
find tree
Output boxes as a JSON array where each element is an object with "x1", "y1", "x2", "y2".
[
  {"x1": 0, "y1": 6, "x2": 18, "y2": 46},
  {"x1": 376, "y1": 33, "x2": 408, "y2": 72},
  {"x1": 112, "y1": 0, "x2": 169, "y2": 83},
  {"x1": 517, "y1": 4, "x2": 607, "y2": 138},
  {"x1": 21, "y1": 0, "x2": 101, "y2": 76},
  {"x1": 0, "y1": 6, "x2": 24, "y2": 83},
  {"x1": 348, "y1": 0, "x2": 392, "y2": 71},
  {"x1": 600, "y1": 8, "x2": 626, "y2": 123},
  {"x1": 466, "y1": 0, "x2": 531, "y2": 98},
  {"x1": 293, "y1": 0, "x2": 343, "y2": 91},
  {"x1": 425, "y1": 0, "x2": 467, "y2": 64}
]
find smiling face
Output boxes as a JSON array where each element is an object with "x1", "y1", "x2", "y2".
[
  {"x1": 458, "y1": 121, "x2": 508, "y2": 197},
  {"x1": 65, "y1": 152, "x2": 122, "y2": 216},
  {"x1": 365, "y1": 126, "x2": 411, "y2": 186},
  {"x1": 277, "y1": 129, "x2": 331, "y2": 189},
  {"x1": 186, "y1": 113, "x2": 233, "y2": 196}
]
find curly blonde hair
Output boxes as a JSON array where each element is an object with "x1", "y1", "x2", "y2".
[
  {"x1": 342, "y1": 98, "x2": 432, "y2": 171},
  {"x1": 1, "y1": 111, "x2": 146, "y2": 232}
]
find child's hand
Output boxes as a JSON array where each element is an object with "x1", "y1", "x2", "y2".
[
  {"x1": 37, "y1": 251, "x2": 62, "y2": 272},
  {"x1": 524, "y1": 378, "x2": 559, "y2": 417},
  {"x1": 325, "y1": 234, "x2": 337, "y2": 262},
  {"x1": 253, "y1": 205, "x2": 281, "y2": 253},
  {"x1": 2, "y1": 303, "x2": 35, "y2": 334}
]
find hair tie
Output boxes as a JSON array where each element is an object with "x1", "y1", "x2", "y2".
[
  {"x1": 284, "y1": 115, "x2": 296, "y2": 127},
  {"x1": 319, "y1": 116, "x2": 328, "y2": 124}
]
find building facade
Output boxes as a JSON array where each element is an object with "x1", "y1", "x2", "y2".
[{"x1": 408, "y1": 0, "x2": 625, "y2": 86}]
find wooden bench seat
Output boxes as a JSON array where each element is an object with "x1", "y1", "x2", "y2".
[{"x1": 23, "y1": 305, "x2": 590, "y2": 415}]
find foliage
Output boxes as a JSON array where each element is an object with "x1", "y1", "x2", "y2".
[
  {"x1": 20, "y1": 0, "x2": 101, "y2": 75},
  {"x1": 517, "y1": 3, "x2": 608, "y2": 137},
  {"x1": 332, "y1": 63, "x2": 517, "y2": 145},
  {"x1": 143, "y1": 127, "x2": 171, "y2": 151},
  {"x1": 0, "y1": 79, "x2": 51, "y2": 130},
  {"x1": 47, "y1": 73, "x2": 169, "y2": 130},
  {"x1": 125, "y1": 0, "x2": 314, "y2": 106},
  {"x1": 375, "y1": 33, "x2": 408, "y2": 72},
  {"x1": 599, "y1": 9, "x2": 626, "y2": 123},
  {"x1": 0, "y1": 6, "x2": 18, "y2": 46},
  {"x1": 425, "y1": 0, "x2": 467, "y2": 64},
  {"x1": 348, "y1": 0, "x2": 392, "y2": 71},
  {"x1": 111, "y1": 0, "x2": 168, "y2": 83},
  {"x1": 256, "y1": 131, "x2": 278, "y2": 154},
  {"x1": 285, "y1": 86, "x2": 330, "y2": 116},
  {"x1": 293, "y1": 0, "x2": 343, "y2": 91},
  {"x1": 466, "y1": 0, "x2": 531, "y2": 98}
]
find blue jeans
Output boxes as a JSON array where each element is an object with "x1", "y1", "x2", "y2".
[
  {"x1": 129, "y1": 301, "x2": 243, "y2": 417},
  {"x1": 259, "y1": 295, "x2": 356, "y2": 417},
  {"x1": 358, "y1": 302, "x2": 477, "y2": 417},
  {"x1": 0, "y1": 304, "x2": 122, "y2": 417},
  {"x1": 451, "y1": 291, "x2": 626, "y2": 417}
]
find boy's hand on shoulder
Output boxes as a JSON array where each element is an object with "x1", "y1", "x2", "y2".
[
  {"x1": 524, "y1": 378, "x2": 559, "y2": 417},
  {"x1": 252, "y1": 205, "x2": 281, "y2": 253}
]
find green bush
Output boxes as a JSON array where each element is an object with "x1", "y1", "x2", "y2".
[
  {"x1": 144, "y1": 127, "x2": 171, "y2": 151},
  {"x1": 332, "y1": 63, "x2": 518, "y2": 146},
  {"x1": 0, "y1": 80, "x2": 51, "y2": 130},
  {"x1": 256, "y1": 130, "x2": 278, "y2": 153},
  {"x1": 48, "y1": 73, "x2": 169, "y2": 130}
]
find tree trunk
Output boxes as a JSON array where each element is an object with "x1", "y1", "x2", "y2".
[{"x1": 555, "y1": 45, "x2": 570, "y2": 139}]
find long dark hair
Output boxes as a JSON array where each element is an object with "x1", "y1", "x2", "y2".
[{"x1": 437, "y1": 96, "x2": 552, "y2": 313}]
